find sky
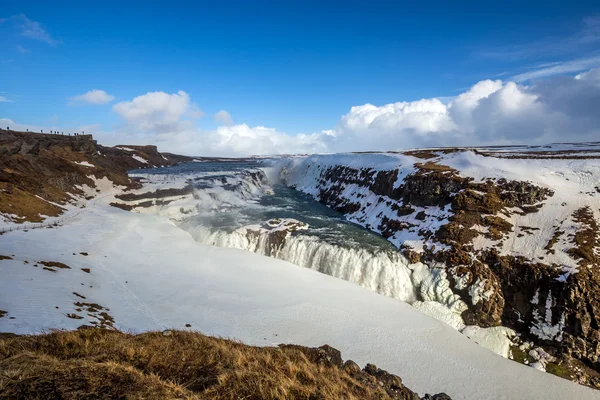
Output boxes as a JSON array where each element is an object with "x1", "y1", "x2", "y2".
[{"x1": 1, "y1": 1, "x2": 600, "y2": 156}]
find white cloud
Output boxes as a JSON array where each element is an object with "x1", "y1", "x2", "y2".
[
  {"x1": 479, "y1": 16, "x2": 600, "y2": 62},
  {"x1": 338, "y1": 99, "x2": 455, "y2": 137},
  {"x1": 512, "y1": 56, "x2": 600, "y2": 82},
  {"x1": 5, "y1": 14, "x2": 61, "y2": 46},
  {"x1": 326, "y1": 70, "x2": 600, "y2": 151},
  {"x1": 208, "y1": 124, "x2": 326, "y2": 155},
  {"x1": 70, "y1": 89, "x2": 115, "y2": 105},
  {"x1": 214, "y1": 110, "x2": 234, "y2": 125},
  {"x1": 576, "y1": 68, "x2": 600, "y2": 85},
  {"x1": 112, "y1": 90, "x2": 201, "y2": 133},
  {"x1": 188, "y1": 104, "x2": 205, "y2": 119},
  {"x1": 9, "y1": 70, "x2": 597, "y2": 157},
  {"x1": 16, "y1": 45, "x2": 30, "y2": 54},
  {"x1": 0, "y1": 96, "x2": 12, "y2": 103}
]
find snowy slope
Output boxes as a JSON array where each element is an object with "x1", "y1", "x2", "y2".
[{"x1": 0, "y1": 189, "x2": 596, "y2": 399}]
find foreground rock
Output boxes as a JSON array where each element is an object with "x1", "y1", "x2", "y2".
[{"x1": 0, "y1": 328, "x2": 452, "y2": 400}]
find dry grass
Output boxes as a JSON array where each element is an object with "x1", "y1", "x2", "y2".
[
  {"x1": 0, "y1": 329, "x2": 421, "y2": 400},
  {"x1": 414, "y1": 161, "x2": 456, "y2": 174},
  {"x1": 0, "y1": 183, "x2": 64, "y2": 223}
]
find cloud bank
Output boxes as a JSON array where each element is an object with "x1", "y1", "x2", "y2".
[
  {"x1": 4, "y1": 69, "x2": 600, "y2": 156},
  {"x1": 323, "y1": 72, "x2": 600, "y2": 152}
]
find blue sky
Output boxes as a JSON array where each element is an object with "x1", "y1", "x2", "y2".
[{"x1": 1, "y1": 1, "x2": 600, "y2": 155}]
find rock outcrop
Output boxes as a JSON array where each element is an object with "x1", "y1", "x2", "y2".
[{"x1": 280, "y1": 343, "x2": 452, "y2": 400}]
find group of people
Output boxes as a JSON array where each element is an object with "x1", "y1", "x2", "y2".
[{"x1": 4, "y1": 126, "x2": 85, "y2": 137}]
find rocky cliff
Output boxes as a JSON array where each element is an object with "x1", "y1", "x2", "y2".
[
  {"x1": 281, "y1": 143, "x2": 600, "y2": 388},
  {"x1": 0, "y1": 129, "x2": 195, "y2": 224}
]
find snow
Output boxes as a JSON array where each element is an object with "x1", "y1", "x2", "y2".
[
  {"x1": 0, "y1": 193, "x2": 595, "y2": 399},
  {"x1": 461, "y1": 326, "x2": 516, "y2": 359},
  {"x1": 132, "y1": 154, "x2": 149, "y2": 164},
  {"x1": 73, "y1": 161, "x2": 95, "y2": 168},
  {"x1": 468, "y1": 277, "x2": 494, "y2": 306},
  {"x1": 412, "y1": 301, "x2": 466, "y2": 331},
  {"x1": 116, "y1": 146, "x2": 135, "y2": 152},
  {"x1": 530, "y1": 290, "x2": 566, "y2": 342},
  {"x1": 528, "y1": 347, "x2": 556, "y2": 372}
]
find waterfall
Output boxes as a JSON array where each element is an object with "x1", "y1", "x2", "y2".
[
  {"x1": 135, "y1": 162, "x2": 516, "y2": 357},
  {"x1": 179, "y1": 218, "x2": 449, "y2": 306}
]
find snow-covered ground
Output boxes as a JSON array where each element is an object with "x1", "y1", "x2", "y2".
[{"x1": 0, "y1": 178, "x2": 596, "y2": 399}]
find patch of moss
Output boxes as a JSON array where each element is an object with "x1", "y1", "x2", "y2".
[
  {"x1": 509, "y1": 345, "x2": 534, "y2": 365},
  {"x1": 546, "y1": 362, "x2": 574, "y2": 380}
]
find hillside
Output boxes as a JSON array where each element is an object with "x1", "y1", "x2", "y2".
[
  {"x1": 280, "y1": 143, "x2": 600, "y2": 388},
  {"x1": 0, "y1": 128, "x2": 195, "y2": 225},
  {"x1": 0, "y1": 328, "x2": 450, "y2": 400}
]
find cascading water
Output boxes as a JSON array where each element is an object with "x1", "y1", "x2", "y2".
[{"x1": 181, "y1": 219, "x2": 421, "y2": 303}]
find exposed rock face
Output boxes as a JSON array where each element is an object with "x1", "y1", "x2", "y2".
[
  {"x1": 283, "y1": 149, "x2": 600, "y2": 388},
  {"x1": 0, "y1": 129, "x2": 194, "y2": 223}
]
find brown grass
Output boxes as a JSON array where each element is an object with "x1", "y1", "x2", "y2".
[
  {"x1": 0, "y1": 183, "x2": 64, "y2": 223},
  {"x1": 0, "y1": 329, "x2": 424, "y2": 400},
  {"x1": 414, "y1": 161, "x2": 456, "y2": 174}
]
